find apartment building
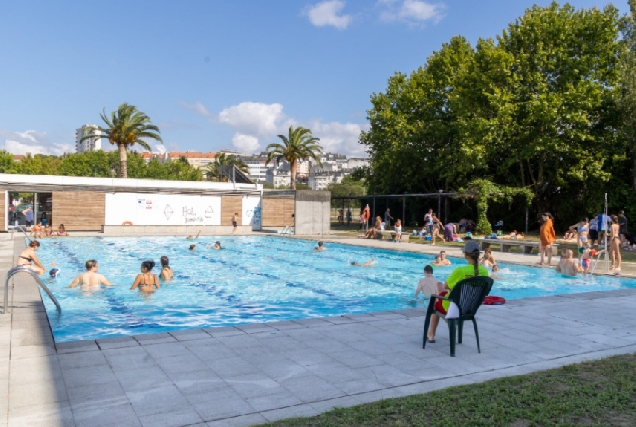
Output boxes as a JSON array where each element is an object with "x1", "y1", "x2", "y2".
[{"x1": 75, "y1": 124, "x2": 101, "y2": 153}]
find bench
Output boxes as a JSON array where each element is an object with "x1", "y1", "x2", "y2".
[
  {"x1": 475, "y1": 238, "x2": 555, "y2": 254},
  {"x1": 375, "y1": 230, "x2": 410, "y2": 243}
]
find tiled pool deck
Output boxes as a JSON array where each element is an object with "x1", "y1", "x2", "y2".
[{"x1": 2, "y1": 233, "x2": 636, "y2": 427}]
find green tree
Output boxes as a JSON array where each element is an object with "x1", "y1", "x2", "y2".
[
  {"x1": 456, "y1": 179, "x2": 533, "y2": 235},
  {"x1": 327, "y1": 181, "x2": 366, "y2": 209},
  {"x1": 360, "y1": 36, "x2": 475, "y2": 194},
  {"x1": 0, "y1": 150, "x2": 17, "y2": 173},
  {"x1": 204, "y1": 153, "x2": 249, "y2": 181},
  {"x1": 618, "y1": 0, "x2": 636, "y2": 191},
  {"x1": 58, "y1": 151, "x2": 112, "y2": 177},
  {"x1": 463, "y1": 2, "x2": 621, "y2": 211},
  {"x1": 84, "y1": 103, "x2": 162, "y2": 178},
  {"x1": 266, "y1": 126, "x2": 323, "y2": 190}
]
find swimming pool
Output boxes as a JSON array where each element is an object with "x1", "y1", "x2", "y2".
[{"x1": 35, "y1": 236, "x2": 636, "y2": 342}]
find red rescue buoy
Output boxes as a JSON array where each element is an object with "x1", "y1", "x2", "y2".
[{"x1": 483, "y1": 296, "x2": 506, "y2": 305}]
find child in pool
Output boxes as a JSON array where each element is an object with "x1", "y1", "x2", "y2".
[{"x1": 414, "y1": 265, "x2": 443, "y2": 297}]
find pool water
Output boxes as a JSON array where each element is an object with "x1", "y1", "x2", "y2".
[{"x1": 35, "y1": 236, "x2": 636, "y2": 342}]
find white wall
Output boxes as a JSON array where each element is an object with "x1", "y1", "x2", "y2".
[
  {"x1": 242, "y1": 195, "x2": 262, "y2": 230},
  {"x1": 105, "y1": 193, "x2": 222, "y2": 226}
]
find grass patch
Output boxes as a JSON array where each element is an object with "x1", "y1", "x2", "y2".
[{"x1": 260, "y1": 353, "x2": 636, "y2": 427}]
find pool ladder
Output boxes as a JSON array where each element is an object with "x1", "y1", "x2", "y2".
[
  {"x1": 3, "y1": 266, "x2": 61, "y2": 315},
  {"x1": 280, "y1": 225, "x2": 294, "y2": 235},
  {"x1": 590, "y1": 249, "x2": 607, "y2": 275}
]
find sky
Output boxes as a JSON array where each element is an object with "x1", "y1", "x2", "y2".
[{"x1": 0, "y1": 0, "x2": 628, "y2": 157}]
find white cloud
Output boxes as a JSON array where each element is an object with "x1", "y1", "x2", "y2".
[
  {"x1": 179, "y1": 101, "x2": 215, "y2": 119},
  {"x1": 218, "y1": 102, "x2": 292, "y2": 138},
  {"x1": 0, "y1": 130, "x2": 74, "y2": 156},
  {"x1": 231, "y1": 133, "x2": 260, "y2": 153},
  {"x1": 306, "y1": 120, "x2": 369, "y2": 157},
  {"x1": 306, "y1": 0, "x2": 352, "y2": 29},
  {"x1": 182, "y1": 100, "x2": 368, "y2": 156},
  {"x1": 379, "y1": 0, "x2": 445, "y2": 25}
]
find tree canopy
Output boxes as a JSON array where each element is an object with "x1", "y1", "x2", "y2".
[
  {"x1": 266, "y1": 125, "x2": 323, "y2": 190},
  {"x1": 0, "y1": 150, "x2": 202, "y2": 181},
  {"x1": 86, "y1": 103, "x2": 163, "y2": 178},
  {"x1": 360, "y1": 1, "x2": 632, "y2": 229}
]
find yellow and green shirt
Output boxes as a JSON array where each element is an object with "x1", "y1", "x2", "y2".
[{"x1": 442, "y1": 264, "x2": 489, "y2": 310}]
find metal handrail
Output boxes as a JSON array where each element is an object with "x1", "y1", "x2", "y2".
[
  {"x1": 3, "y1": 266, "x2": 61, "y2": 314},
  {"x1": 590, "y1": 249, "x2": 606, "y2": 275}
]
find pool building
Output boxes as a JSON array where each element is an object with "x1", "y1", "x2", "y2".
[{"x1": 0, "y1": 173, "x2": 330, "y2": 235}]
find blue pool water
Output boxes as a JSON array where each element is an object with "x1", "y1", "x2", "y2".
[{"x1": 34, "y1": 236, "x2": 636, "y2": 342}]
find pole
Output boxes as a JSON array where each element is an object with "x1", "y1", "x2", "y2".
[
  {"x1": 525, "y1": 208, "x2": 529, "y2": 234},
  {"x1": 604, "y1": 193, "x2": 609, "y2": 272},
  {"x1": 437, "y1": 193, "x2": 441, "y2": 219},
  {"x1": 372, "y1": 197, "x2": 376, "y2": 228},
  {"x1": 402, "y1": 197, "x2": 406, "y2": 227},
  {"x1": 444, "y1": 197, "x2": 449, "y2": 224}
]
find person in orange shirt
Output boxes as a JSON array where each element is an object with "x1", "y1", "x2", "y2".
[
  {"x1": 539, "y1": 212, "x2": 556, "y2": 266},
  {"x1": 362, "y1": 204, "x2": 371, "y2": 231}
]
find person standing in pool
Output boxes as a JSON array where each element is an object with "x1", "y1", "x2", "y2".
[
  {"x1": 68, "y1": 260, "x2": 114, "y2": 291},
  {"x1": 315, "y1": 241, "x2": 325, "y2": 251},
  {"x1": 160, "y1": 256, "x2": 173, "y2": 280},
  {"x1": 426, "y1": 241, "x2": 488, "y2": 343},
  {"x1": 232, "y1": 213, "x2": 239, "y2": 234},
  {"x1": 555, "y1": 249, "x2": 581, "y2": 277},
  {"x1": 206, "y1": 241, "x2": 222, "y2": 250},
  {"x1": 130, "y1": 260, "x2": 160, "y2": 293},
  {"x1": 415, "y1": 265, "x2": 443, "y2": 297}
]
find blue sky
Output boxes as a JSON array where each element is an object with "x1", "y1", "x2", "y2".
[{"x1": 0, "y1": 0, "x2": 628, "y2": 157}]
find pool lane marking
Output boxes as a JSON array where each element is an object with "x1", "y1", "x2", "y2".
[
  {"x1": 232, "y1": 241, "x2": 414, "y2": 291},
  {"x1": 51, "y1": 240, "x2": 161, "y2": 330}
]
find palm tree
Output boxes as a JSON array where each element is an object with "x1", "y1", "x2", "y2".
[
  {"x1": 265, "y1": 125, "x2": 323, "y2": 190},
  {"x1": 82, "y1": 103, "x2": 162, "y2": 178},
  {"x1": 205, "y1": 152, "x2": 249, "y2": 181}
]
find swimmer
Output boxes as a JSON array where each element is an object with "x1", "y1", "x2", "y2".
[
  {"x1": 491, "y1": 264, "x2": 501, "y2": 279},
  {"x1": 480, "y1": 247, "x2": 496, "y2": 268},
  {"x1": 49, "y1": 262, "x2": 61, "y2": 278},
  {"x1": 414, "y1": 265, "x2": 444, "y2": 297},
  {"x1": 351, "y1": 258, "x2": 376, "y2": 267},
  {"x1": 186, "y1": 230, "x2": 201, "y2": 240},
  {"x1": 68, "y1": 260, "x2": 114, "y2": 291},
  {"x1": 206, "y1": 241, "x2": 223, "y2": 250},
  {"x1": 555, "y1": 249, "x2": 582, "y2": 277},
  {"x1": 160, "y1": 256, "x2": 173, "y2": 280},
  {"x1": 189, "y1": 244, "x2": 196, "y2": 251},
  {"x1": 431, "y1": 255, "x2": 447, "y2": 266},
  {"x1": 130, "y1": 260, "x2": 160, "y2": 293},
  {"x1": 437, "y1": 251, "x2": 452, "y2": 266},
  {"x1": 315, "y1": 241, "x2": 325, "y2": 251},
  {"x1": 16, "y1": 240, "x2": 45, "y2": 275}
]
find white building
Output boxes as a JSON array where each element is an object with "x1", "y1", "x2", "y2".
[
  {"x1": 347, "y1": 158, "x2": 370, "y2": 170},
  {"x1": 75, "y1": 124, "x2": 102, "y2": 153},
  {"x1": 266, "y1": 168, "x2": 291, "y2": 187}
]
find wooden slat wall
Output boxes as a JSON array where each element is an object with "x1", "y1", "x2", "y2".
[
  {"x1": 262, "y1": 197, "x2": 295, "y2": 227},
  {"x1": 52, "y1": 191, "x2": 105, "y2": 231},
  {"x1": 0, "y1": 190, "x2": 5, "y2": 232},
  {"x1": 221, "y1": 196, "x2": 243, "y2": 226}
]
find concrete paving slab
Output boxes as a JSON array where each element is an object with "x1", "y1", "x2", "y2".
[{"x1": 3, "y1": 236, "x2": 636, "y2": 426}]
